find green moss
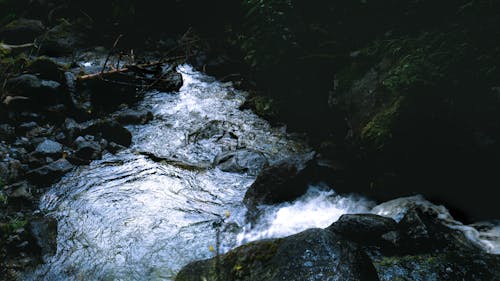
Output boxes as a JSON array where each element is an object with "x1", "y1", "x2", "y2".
[
  {"x1": 361, "y1": 96, "x2": 403, "y2": 149},
  {"x1": 375, "y1": 254, "x2": 440, "y2": 267},
  {"x1": 0, "y1": 217, "x2": 28, "y2": 236},
  {"x1": 245, "y1": 95, "x2": 279, "y2": 121}
]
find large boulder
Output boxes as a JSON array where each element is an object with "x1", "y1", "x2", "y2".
[
  {"x1": 372, "y1": 196, "x2": 483, "y2": 253},
  {"x1": 0, "y1": 18, "x2": 45, "y2": 44},
  {"x1": 175, "y1": 228, "x2": 379, "y2": 281},
  {"x1": 6, "y1": 74, "x2": 63, "y2": 106}
]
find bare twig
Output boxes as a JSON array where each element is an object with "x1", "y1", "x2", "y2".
[{"x1": 101, "y1": 34, "x2": 123, "y2": 75}]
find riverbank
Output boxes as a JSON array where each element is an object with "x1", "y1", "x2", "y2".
[{"x1": 0, "y1": 18, "x2": 185, "y2": 278}]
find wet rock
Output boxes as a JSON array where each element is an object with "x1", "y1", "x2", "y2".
[
  {"x1": 373, "y1": 252, "x2": 500, "y2": 281},
  {"x1": 397, "y1": 206, "x2": 480, "y2": 253},
  {"x1": 7, "y1": 181, "x2": 34, "y2": 208},
  {"x1": 79, "y1": 72, "x2": 138, "y2": 112},
  {"x1": 26, "y1": 57, "x2": 66, "y2": 83},
  {"x1": 16, "y1": 122, "x2": 38, "y2": 135},
  {"x1": 107, "y1": 142, "x2": 127, "y2": 154},
  {"x1": 240, "y1": 95, "x2": 278, "y2": 121},
  {"x1": 0, "y1": 159, "x2": 22, "y2": 183},
  {"x1": 0, "y1": 18, "x2": 45, "y2": 44},
  {"x1": 6, "y1": 74, "x2": 63, "y2": 106},
  {"x1": 44, "y1": 104, "x2": 68, "y2": 122},
  {"x1": 63, "y1": 118, "x2": 81, "y2": 141},
  {"x1": 73, "y1": 135, "x2": 102, "y2": 161},
  {"x1": 213, "y1": 149, "x2": 268, "y2": 175},
  {"x1": 153, "y1": 71, "x2": 183, "y2": 92},
  {"x1": 114, "y1": 109, "x2": 153, "y2": 125},
  {"x1": 38, "y1": 21, "x2": 84, "y2": 56},
  {"x1": 243, "y1": 153, "x2": 316, "y2": 210},
  {"x1": 373, "y1": 196, "x2": 482, "y2": 253},
  {"x1": 82, "y1": 119, "x2": 132, "y2": 147},
  {"x1": 188, "y1": 120, "x2": 240, "y2": 143},
  {"x1": 30, "y1": 216, "x2": 58, "y2": 257},
  {"x1": 26, "y1": 125, "x2": 53, "y2": 139},
  {"x1": 328, "y1": 214, "x2": 397, "y2": 245},
  {"x1": 34, "y1": 139, "x2": 63, "y2": 158},
  {"x1": 0, "y1": 124, "x2": 15, "y2": 141},
  {"x1": 175, "y1": 228, "x2": 379, "y2": 281},
  {"x1": 27, "y1": 158, "x2": 73, "y2": 185}
]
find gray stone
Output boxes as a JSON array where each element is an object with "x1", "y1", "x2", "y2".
[
  {"x1": 27, "y1": 158, "x2": 73, "y2": 185},
  {"x1": 114, "y1": 109, "x2": 154, "y2": 125},
  {"x1": 213, "y1": 149, "x2": 268, "y2": 175},
  {"x1": 34, "y1": 139, "x2": 63, "y2": 157},
  {"x1": 6, "y1": 74, "x2": 62, "y2": 105},
  {"x1": 73, "y1": 135, "x2": 102, "y2": 161}
]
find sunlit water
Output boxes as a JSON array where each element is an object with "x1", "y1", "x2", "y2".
[{"x1": 27, "y1": 65, "x2": 500, "y2": 281}]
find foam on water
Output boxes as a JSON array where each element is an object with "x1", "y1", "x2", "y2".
[{"x1": 237, "y1": 187, "x2": 376, "y2": 244}]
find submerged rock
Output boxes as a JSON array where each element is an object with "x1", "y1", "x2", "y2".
[
  {"x1": 213, "y1": 149, "x2": 268, "y2": 175},
  {"x1": 175, "y1": 228, "x2": 379, "y2": 281}
]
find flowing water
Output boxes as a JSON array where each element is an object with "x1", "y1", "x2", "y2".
[{"x1": 27, "y1": 64, "x2": 500, "y2": 281}]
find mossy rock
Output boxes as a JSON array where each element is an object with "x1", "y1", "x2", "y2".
[
  {"x1": 373, "y1": 252, "x2": 500, "y2": 281},
  {"x1": 175, "y1": 228, "x2": 379, "y2": 281},
  {"x1": 26, "y1": 56, "x2": 67, "y2": 83},
  {"x1": 361, "y1": 96, "x2": 403, "y2": 149},
  {"x1": 241, "y1": 95, "x2": 279, "y2": 121}
]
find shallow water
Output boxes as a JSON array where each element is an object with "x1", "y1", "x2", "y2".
[
  {"x1": 27, "y1": 65, "x2": 499, "y2": 281},
  {"x1": 27, "y1": 65, "x2": 313, "y2": 280}
]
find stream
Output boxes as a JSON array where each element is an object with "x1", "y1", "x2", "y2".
[{"x1": 26, "y1": 65, "x2": 500, "y2": 281}]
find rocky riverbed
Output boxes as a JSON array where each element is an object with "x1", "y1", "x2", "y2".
[
  {"x1": 0, "y1": 19, "x2": 183, "y2": 278},
  {"x1": 0, "y1": 11, "x2": 499, "y2": 281}
]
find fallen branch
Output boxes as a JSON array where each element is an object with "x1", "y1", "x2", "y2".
[
  {"x1": 77, "y1": 55, "x2": 184, "y2": 81},
  {"x1": 0, "y1": 42, "x2": 36, "y2": 52}
]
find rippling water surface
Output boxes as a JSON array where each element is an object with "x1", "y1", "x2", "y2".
[
  {"x1": 27, "y1": 65, "x2": 500, "y2": 281},
  {"x1": 28, "y1": 65, "x2": 314, "y2": 280}
]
